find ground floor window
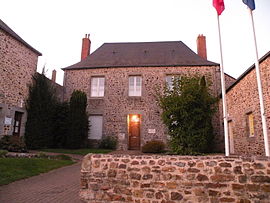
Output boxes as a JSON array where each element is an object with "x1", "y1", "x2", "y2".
[{"x1": 88, "y1": 115, "x2": 103, "y2": 139}]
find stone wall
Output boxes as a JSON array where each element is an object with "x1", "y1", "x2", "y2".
[
  {"x1": 219, "y1": 56, "x2": 270, "y2": 155},
  {"x1": 64, "y1": 65, "x2": 224, "y2": 151},
  {"x1": 0, "y1": 29, "x2": 39, "y2": 136},
  {"x1": 80, "y1": 154, "x2": 270, "y2": 203}
]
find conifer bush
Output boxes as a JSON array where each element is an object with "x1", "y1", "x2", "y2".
[
  {"x1": 25, "y1": 72, "x2": 57, "y2": 149},
  {"x1": 157, "y1": 76, "x2": 217, "y2": 155},
  {"x1": 65, "y1": 90, "x2": 89, "y2": 149}
]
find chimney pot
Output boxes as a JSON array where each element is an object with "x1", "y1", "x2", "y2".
[
  {"x1": 197, "y1": 34, "x2": 207, "y2": 60},
  {"x1": 81, "y1": 34, "x2": 91, "y2": 60},
  {"x1": 52, "y1": 69, "x2": 56, "y2": 83}
]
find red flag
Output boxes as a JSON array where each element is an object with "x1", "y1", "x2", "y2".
[{"x1": 213, "y1": 0, "x2": 225, "y2": 15}]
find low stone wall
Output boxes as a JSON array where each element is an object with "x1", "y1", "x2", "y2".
[{"x1": 80, "y1": 154, "x2": 270, "y2": 203}]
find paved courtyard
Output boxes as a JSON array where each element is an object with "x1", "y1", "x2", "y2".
[{"x1": 0, "y1": 159, "x2": 83, "y2": 203}]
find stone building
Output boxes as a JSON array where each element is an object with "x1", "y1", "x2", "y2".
[
  {"x1": 63, "y1": 34, "x2": 235, "y2": 151},
  {"x1": 222, "y1": 51, "x2": 270, "y2": 155},
  {"x1": 0, "y1": 19, "x2": 41, "y2": 137}
]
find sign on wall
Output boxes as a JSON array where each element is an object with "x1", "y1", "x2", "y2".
[
  {"x1": 148, "y1": 129, "x2": 156, "y2": 134},
  {"x1": 4, "y1": 117, "x2": 12, "y2": 125}
]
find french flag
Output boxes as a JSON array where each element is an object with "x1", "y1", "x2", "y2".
[
  {"x1": 243, "y1": 0, "x2": 255, "y2": 10},
  {"x1": 213, "y1": 0, "x2": 225, "y2": 15}
]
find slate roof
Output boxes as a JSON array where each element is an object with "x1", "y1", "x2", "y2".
[
  {"x1": 63, "y1": 41, "x2": 218, "y2": 70},
  {"x1": 226, "y1": 50, "x2": 270, "y2": 93},
  {"x1": 0, "y1": 19, "x2": 42, "y2": 56}
]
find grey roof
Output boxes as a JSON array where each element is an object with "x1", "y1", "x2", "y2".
[
  {"x1": 0, "y1": 19, "x2": 42, "y2": 56},
  {"x1": 63, "y1": 41, "x2": 218, "y2": 70},
  {"x1": 226, "y1": 50, "x2": 270, "y2": 93}
]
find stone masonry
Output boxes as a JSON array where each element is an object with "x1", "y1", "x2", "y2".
[
  {"x1": 0, "y1": 24, "x2": 40, "y2": 136},
  {"x1": 64, "y1": 65, "x2": 235, "y2": 151},
  {"x1": 80, "y1": 153, "x2": 270, "y2": 203},
  {"x1": 220, "y1": 53, "x2": 270, "y2": 155}
]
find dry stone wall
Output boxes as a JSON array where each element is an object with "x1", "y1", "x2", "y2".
[{"x1": 80, "y1": 154, "x2": 270, "y2": 203}]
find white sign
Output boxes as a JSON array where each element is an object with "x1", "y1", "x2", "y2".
[
  {"x1": 4, "y1": 117, "x2": 12, "y2": 125},
  {"x1": 118, "y1": 133, "x2": 125, "y2": 140},
  {"x1": 148, "y1": 129, "x2": 156, "y2": 134}
]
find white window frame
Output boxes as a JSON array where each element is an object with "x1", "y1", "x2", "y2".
[
  {"x1": 91, "y1": 77, "x2": 105, "y2": 97},
  {"x1": 166, "y1": 75, "x2": 180, "y2": 91},
  {"x1": 129, "y1": 76, "x2": 142, "y2": 96}
]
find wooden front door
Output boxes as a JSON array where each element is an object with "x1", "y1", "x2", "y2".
[
  {"x1": 13, "y1": 111, "x2": 23, "y2": 136},
  {"x1": 128, "y1": 114, "x2": 141, "y2": 150}
]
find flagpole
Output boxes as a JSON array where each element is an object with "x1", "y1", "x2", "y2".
[
  {"x1": 249, "y1": 8, "x2": 269, "y2": 156},
  {"x1": 217, "y1": 14, "x2": 230, "y2": 156}
]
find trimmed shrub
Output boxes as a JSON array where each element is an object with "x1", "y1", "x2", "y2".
[
  {"x1": 142, "y1": 140, "x2": 165, "y2": 153},
  {"x1": 0, "y1": 135, "x2": 27, "y2": 152},
  {"x1": 99, "y1": 136, "x2": 118, "y2": 150}
]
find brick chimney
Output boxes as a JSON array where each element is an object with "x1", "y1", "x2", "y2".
[
  {"x1": 197, "y1": 34, "x2": 207, "y2": 60},
  {"x1": 52, "y1": 69, "x2": 56, "y2": 83},
  {"x1": 81, "y1": 34, "x2": 91, "y2": 60}
]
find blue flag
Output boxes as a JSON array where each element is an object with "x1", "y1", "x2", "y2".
[{"x1": 243, "y1": 0, "x2": 255, "y2": 10}]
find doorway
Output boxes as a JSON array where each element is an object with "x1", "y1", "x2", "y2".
[
  {"x1": 13, "y1": 111, "x2": 23, "y2": 136},
  {"x1": 128, "y1": 114, "x2": 141, "y2": 150}
]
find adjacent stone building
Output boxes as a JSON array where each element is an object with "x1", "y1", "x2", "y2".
[
  {"x1": 0, "y1": 19, "x2": 41, "y2": 137},
  {"x1": 63, "y1": 35, "x2": 235, "y2": 151},
  {"x1": 222, "y1": 51, "x2": 270, "y2": 155}
]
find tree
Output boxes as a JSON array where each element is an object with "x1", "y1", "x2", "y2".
[
  {"x1": 25, "y1": 72, "x2": 57, "y2": 149},
  {"x1": 65, "y1": 90, "x2": 89, "y2": 149},
  {"x1": 157, "y1": 76, "x2": 217, "y2": 155}
]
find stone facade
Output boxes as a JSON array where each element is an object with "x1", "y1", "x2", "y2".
[
  {"x1": 220, "y1": 53, "x2": 270, "y2": 155},
  {"x1": 80, "y1": 153, "x2": 270, "y2": 203},
  {"x1": 0, "y1": 26, "x2": 40, "y2": 136},
  {"x1": 64, "y1": 65, "x2": 230, "y2": 151}
]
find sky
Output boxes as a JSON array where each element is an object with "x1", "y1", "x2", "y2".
[{"x1": 1, "y1": 0, "x2": 270, "y2": 85}]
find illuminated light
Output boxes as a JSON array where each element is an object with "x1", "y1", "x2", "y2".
[{"x1": 131, "y1": 115, "x2": 140, "y2": 123}]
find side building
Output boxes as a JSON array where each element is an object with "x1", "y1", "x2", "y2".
[
  {"x1": 63, "y1": 35, "x2": 235, "y2": 151},
  {"x1": 0, "y1": 19, "x2": 41, "y2": 137},
  {"x1": 222, "y1": 51, "x2": 270, "y2": 155}
]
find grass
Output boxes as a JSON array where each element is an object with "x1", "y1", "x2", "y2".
[
  {"x1": 0, "y1": 158, "x2": 74, "y2": 186},
  {"x1": 39, "y1": 148, "x2": 113, "y2": 155}
]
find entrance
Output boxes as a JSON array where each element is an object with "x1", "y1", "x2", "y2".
[
  {"x1": 13, "y1": 111, "x2": 23, "y2": 136},
  {"x1": 128, "y1": 114, "x2": 141, "y2": 150}
]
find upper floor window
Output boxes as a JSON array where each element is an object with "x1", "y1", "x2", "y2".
[
  {"x1": 129, "y1": 76, "x2": 142, "y2": 96},
  {"x1": 91, "y1": 77, "x2": 105, "y2": 97},
  {"x1": 166, "y1": 75, "x2": 180, "y2": 91},
  {"x1": 247, "y1": 112, "x2": 255, "y2": 137}
]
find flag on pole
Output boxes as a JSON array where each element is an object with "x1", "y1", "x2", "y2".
[
  {"x1": 213, "y1": 0, "x2": 225, "y2": 15},
  {"x1": 243, "y1": 0, "x2": 255, "y2": 10}
]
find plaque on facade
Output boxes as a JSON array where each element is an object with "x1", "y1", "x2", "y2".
[
  {"x1": 148, "y1": 129, "x2": 156, "y2": 134},
  {"x1": 4, "y1": 117, "x2": 12, "y2": 125},
  {"x1": 118, "y1": 133, "x2": 125, "y2": 140}
]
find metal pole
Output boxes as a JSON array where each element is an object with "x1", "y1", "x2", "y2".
[
  {"x1": 249, "y1": 9, "x2": 269, "y2": 156},
  {"x1": 217, "y1": 14, "x2": 230, "y2": 156}
]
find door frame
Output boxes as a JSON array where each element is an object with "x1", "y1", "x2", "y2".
[{"x1": 127, "y1": 114, "x2": 141, "y2": 150}]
